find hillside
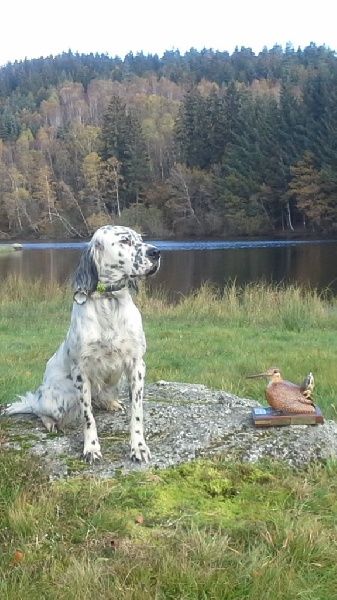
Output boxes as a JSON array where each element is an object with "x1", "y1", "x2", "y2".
[{"x1": 0, "y1": 44, "x2": 337, "y2": 238}]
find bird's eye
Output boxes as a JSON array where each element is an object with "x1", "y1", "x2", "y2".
[{"x1": 121, "y1": 238, "x2": 132, "y2": 246}]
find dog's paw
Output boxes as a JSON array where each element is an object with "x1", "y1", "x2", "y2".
[
  {"x1": 40, "y1": 415, "x2": 59, "y2": 433},
  {"x1": 109, "y1": 399, "x2": 126, "y2": 413},
  {"x1": 83, "y1": 441, "x2": 102, "y2": 464},
  {"x1": 130, "y1": 438, "x2": 151, "y2": 463},
  {"x1": 83, "y1": 449, "x2": 102, "y2": 464}
]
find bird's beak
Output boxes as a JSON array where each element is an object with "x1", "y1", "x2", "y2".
[{"x1": 246, "y1": 372, "x2": 268, "y2": 379}]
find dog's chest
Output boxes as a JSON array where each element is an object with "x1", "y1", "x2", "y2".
[
  {"x1": 82, "y1": 329, "x2": 142, "y2": 384},
  {"x1": 69, "y1": 297, "x2": 145, "y2": 378},
  {"x1": 88, "y1": 330, "x2": 142, "y2": 359}
]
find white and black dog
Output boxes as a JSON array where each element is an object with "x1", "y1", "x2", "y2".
[{"x1": 4, "y1": 226, "x2": 160, "y2": 464}]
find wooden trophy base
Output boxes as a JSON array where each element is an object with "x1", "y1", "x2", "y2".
[{"x1": 252, "y1": 406, "x2": 324, "y2": 427}]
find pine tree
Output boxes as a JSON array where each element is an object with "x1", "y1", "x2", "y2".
[
  {"x1": 100, "y1": 95, "x2": 128, "y2": 162},
  {"x1": 175, "y1": 88, "x2": 210, "y2": 168},
  {"x1": 123, "y1": 111, "x2": 150, "y2": 203},
  {"x1": 100, "y1": 95, "x2": 149, "y2": 205},
  {"x1": 288, "y1": 152, "x2": 336, "y2": 229}
]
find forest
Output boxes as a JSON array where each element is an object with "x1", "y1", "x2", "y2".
[{"x1": 0, "y1": 44, "x2": 337, "y2": 239}]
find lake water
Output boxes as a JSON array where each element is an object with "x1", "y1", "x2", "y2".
[{"x1": 1, "y1": 239, "x2": 337, "y2": 297}]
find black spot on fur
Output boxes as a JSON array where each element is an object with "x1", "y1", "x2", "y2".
[
  {"x1": 76, "y1": 375, "x2": 82, "y2": 383},
  {"x1": 138, "y1": 372, "x2": 142, "y2": 380},
  {"x1": 136, "y1": 416, "x2": 140, "y2": 421}
]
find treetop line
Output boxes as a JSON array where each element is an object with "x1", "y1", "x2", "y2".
[{"x1": 0, "y1": 45, "x2": 336, "y2": 239}]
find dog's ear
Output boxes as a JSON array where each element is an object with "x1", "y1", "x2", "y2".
[{"x1": 73, "y1": 246, "x2": 98, "y2": 295}]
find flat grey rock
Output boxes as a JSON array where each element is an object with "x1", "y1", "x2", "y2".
[{"x1": 1, "y1": 381, "x2": 337, "y2": 479}]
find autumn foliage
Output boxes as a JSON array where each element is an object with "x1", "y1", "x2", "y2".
[{"x1": 1, "y1": 45, "x2": 337, "y2": 238}]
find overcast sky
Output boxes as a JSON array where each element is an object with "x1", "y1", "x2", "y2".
[{"x1": 1, "y1": 0, "x2": 336, "y2": 67}]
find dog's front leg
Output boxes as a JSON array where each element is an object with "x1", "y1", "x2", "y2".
[
  {"x1": 71, "y1": 365, "x2": 102, "y2": 463},
  {"x1": 128, "y1": 359, "x2": 151, "y2": 462}
]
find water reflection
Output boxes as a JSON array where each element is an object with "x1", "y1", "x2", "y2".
[
  {"x1": 0, "y1": 249, "x2": 80, "y2": 285},
  {"x1": 1, "y1": 241, "x2": 337, "y2": 296},
  {"x1": 151, "y1": 244, "x2": 337, "y2": 296}
]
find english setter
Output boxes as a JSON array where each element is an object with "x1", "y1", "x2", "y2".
[{"x1": 4, "y1": 226, "x2": 160, "y2": 464}]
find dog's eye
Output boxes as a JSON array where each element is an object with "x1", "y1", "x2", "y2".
[{"x1": 120, "y1": 238, "x2": 132, "y2": 246}]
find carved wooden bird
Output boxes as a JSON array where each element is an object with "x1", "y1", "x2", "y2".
[{"x1": 247, "y1": 367, "x2": 316, "y2": 413}]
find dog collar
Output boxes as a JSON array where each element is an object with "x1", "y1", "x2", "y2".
[
  {"x1": 73, "y1": 281, "x2": 127, "y2": 305},
  {"x1": 95, "y1": 281, "x2": 127, "y2": 294}
]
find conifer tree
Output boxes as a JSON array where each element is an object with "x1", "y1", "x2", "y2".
[
  {"x1": 175, "y1": 88, "x2": 210, "y2": 168},
  {"x1": 288, "y1": 152, "x2": 333, "y2": 229},
  {"x1": 100, "y1": 95, "x2": 149, "y2": 206}
]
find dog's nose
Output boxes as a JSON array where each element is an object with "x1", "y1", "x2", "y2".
[{"x1": 146, "y1": 246, "x2": 160, "y2": 260}]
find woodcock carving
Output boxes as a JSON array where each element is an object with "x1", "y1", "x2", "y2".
[{"x1": 247, "y1": 367, "x2": 315, "y2": 413}]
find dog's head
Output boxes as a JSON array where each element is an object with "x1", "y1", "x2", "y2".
[{"x1": 73, "y1": 225, "x2": 160, "y2": 301}]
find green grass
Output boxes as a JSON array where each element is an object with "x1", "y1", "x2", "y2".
[
  {"x1": 0, "y1": 246, "x2": 15, "y2": 254},
  {"x1": 141, "y1": 282, "x2": 337, "y2": 418},
  {"x1": 1, "y1": 277, "x2": 337, "y2": 598},
  {"x1": 3, "y1": 277, "x2": 336, "y2": 416},
  {"x1": 1, "y1": 453, "x2": 337, "y2": 599}
]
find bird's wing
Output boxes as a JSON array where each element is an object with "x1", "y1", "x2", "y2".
[{"x1": 266, "y1": 382, "x2": 315, "y2": 413}]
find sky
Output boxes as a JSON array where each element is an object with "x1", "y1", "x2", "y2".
[{"x1": 0, "y1": 0, "x2": 336, "y2": 67}]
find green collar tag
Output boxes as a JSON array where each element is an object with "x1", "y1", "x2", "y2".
[
  {"x1": 96, "y1": 282, "x2": 107, "y2": 293},
  {"x1": 96, "y1": 280, "x2": 127, "y2": 294}
]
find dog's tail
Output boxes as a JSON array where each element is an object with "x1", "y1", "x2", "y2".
[{"x1": 2, "y1": 392, "x2": 38, "y2": 416}]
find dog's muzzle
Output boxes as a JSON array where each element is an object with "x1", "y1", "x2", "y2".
[
  {"x1": 146, "y1": 246, "x2": 160, "y2": 261},
  {"x1": 146, "y1": 245, "x2": 160, "y2": 274}
]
